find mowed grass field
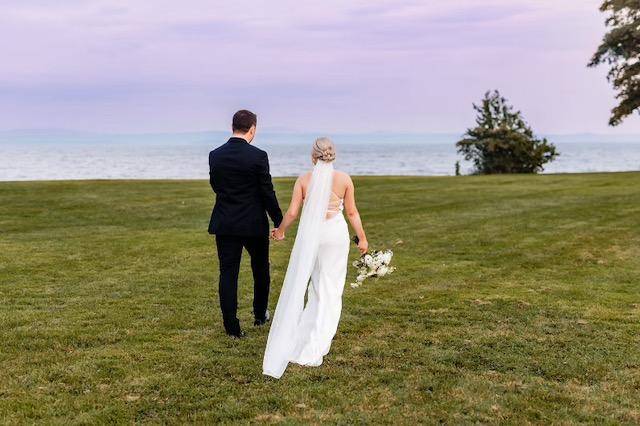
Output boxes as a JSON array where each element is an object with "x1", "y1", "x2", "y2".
[{"x1": 1, "y1": 173, "x2": 639, "y2": 424}]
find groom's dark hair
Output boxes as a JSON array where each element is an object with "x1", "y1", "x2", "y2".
[{"x1": 232, "y1": 110, "x2": 257, "y2": 133}]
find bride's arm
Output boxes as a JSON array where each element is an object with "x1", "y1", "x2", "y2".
[
  {"x1": 344, "y1": 175, "x2": 368, "y2": 254},
  {"x1": 273, "y1": 177, "x2": 304, "y2": 240}
]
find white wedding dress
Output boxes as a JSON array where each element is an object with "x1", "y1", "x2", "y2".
[{"x1": 263, "y1": 161, "x2": 350, "y2": 379}]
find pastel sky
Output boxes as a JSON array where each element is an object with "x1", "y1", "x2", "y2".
[{"x1": 2, "y1": 0, "x2": 639, "y2": 134}]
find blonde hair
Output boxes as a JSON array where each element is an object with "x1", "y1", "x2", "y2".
[{"x1": 311, "y1": 137, "x2": 336, "y2": 162}]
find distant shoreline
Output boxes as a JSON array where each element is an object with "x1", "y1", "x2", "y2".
[{"x1": 1, "y1": 129, "x2": 640, "y2": 145}]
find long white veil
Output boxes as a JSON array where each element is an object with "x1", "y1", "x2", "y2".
[{"x1": 262, "y1": 160, "x2": 334, "y2": 378}]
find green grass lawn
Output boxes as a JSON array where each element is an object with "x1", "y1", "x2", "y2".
[{"x1": 1, "y1": 173, "x2": 639, "y2": 424}]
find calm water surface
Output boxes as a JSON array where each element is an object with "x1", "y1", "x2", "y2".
[{"x1": 1, "y1": 133, "x2": 639, "y2": 180}]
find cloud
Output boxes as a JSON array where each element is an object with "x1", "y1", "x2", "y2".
[{"x1": 0, "y1": 0, "x2": 637, "y2": 134}]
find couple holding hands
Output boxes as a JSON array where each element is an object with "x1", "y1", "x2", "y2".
[{"x1": 208, "y1": 110, "x2": 368, "y2": 378}]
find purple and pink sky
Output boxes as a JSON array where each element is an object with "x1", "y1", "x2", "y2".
[{"x1": 1, "y1": 0, "x2": 639, "y2": 135}]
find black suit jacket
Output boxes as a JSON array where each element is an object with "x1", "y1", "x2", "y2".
[{"x1": 208, "y1": 137, "x2": 283, "y2": 236}]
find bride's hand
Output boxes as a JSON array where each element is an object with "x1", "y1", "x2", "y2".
[{"x1": 357, "y1": 238, "x2": 368, "y2": 255}]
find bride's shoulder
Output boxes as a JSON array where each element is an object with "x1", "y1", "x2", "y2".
[
  {"x1": 296, "y1": 171, "x2": 312, "y2": 185},
  {"x1": 333, "y1": 170, "x2": 352, "y2": 182}
]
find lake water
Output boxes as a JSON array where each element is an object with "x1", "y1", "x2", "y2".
[{"x1": 1, "y1": 132, "x2": 639, "y2": 180}]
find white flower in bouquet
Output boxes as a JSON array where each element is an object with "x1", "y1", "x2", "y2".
[
  {"x1": 350, "y1": 246, "x2": 396, "y2": 288},
  {"x1": 363, "y1": 254, "x2": 374, "y2": 267}
]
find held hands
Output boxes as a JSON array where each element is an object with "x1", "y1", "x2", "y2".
[{"x1": 271, "y1": 227, "x2": 285, "y2": 241}]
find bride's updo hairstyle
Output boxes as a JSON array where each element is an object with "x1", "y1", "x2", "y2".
[{"x1": 311, "y1": 137, "x2": 336, "y2": 163}]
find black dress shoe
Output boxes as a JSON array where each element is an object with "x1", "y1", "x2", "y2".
[
  {"x1": 227, "y1": 330, "x2": 246, "y2": 339},
  {"x1": 254, "y1": 310, "x2": 271, "y2": 326}
]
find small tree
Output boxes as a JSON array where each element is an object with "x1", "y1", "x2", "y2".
[
  {"x1": 456, "y1": 91, "x2": 558, "y2": 174},
  {"x1": 589, "y1": 0, "x2": 640, "y2": 126}
]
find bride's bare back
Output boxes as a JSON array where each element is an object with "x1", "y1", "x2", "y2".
[
  {"x1": 298, "y1": 170, "x2": 350, "y2": 217},
  {"x1": 275, "y1": 169, "x2": 368, "y2": 254}
]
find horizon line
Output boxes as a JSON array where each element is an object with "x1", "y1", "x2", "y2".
[{"x1": 2, "y1": 128, "x2": 640, "y2": 138}]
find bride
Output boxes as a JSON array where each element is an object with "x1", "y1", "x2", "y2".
[{"x1": 262, "y1": 137, "x2": 368, "y2": 379}]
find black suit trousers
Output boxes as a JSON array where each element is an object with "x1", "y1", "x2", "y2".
[{"x1": 215, "y1": 234, "x2": 270, "y2": 334}]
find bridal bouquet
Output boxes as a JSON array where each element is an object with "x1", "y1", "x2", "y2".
[{"x1": 350, "y1": 242, "x2": 396, "y2": 288}]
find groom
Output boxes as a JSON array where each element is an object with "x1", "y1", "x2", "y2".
[{"x1": 208, "y1": 110, "x2": 283, "y2": 338}]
